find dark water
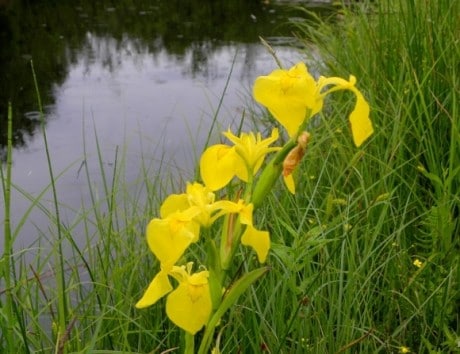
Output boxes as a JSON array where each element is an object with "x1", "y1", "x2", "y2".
[{"x1": 0, "y1": 0, "x2": 335, "y2": 249}]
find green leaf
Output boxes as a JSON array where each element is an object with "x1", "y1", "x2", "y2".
[{"x1": 198, "y1": 266, "x2": 269, "y2": 354}]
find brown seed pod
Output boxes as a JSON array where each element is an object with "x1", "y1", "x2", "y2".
[
  {"x1": 282, "y1": 145, "x2": 304, "y2": 177},
  {"x1": 282, "y1": 131, "x2": 310, "y2": 177}
]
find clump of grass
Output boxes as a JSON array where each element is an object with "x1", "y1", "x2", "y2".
[
  {"x1": 242, "y1": 0, "x2": 459, "y2": 352},
  {"x1": 1, "y1": 103, "x2": 16, "y2": 352},
  {"x1": 0, "y1": 63, "x2": 182, "y2": 352}
]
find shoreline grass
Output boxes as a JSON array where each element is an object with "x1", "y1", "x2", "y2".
[{"x1": 1, "y1": 0, "x2": 458, "y2": 352}]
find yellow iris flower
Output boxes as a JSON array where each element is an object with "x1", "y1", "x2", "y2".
[
  {"x1": 136, "y1": 263, "x2": 212, "y2": 335},
  {"x1": 147, "y1": 182, "x2": 270, "y2": 269},
  {"x1": 253, "y1": 62, "x2": 373, "y2": 146},
  {"x1": 253, "y1": 62, "x2": 320, "y2": 138},
  {"x1": 154, "y1": 182, "x2": 269, "y2": 263},
  {"x1": 200, "y1": 129, "x2": 280, "y2": 191},
  {"x1": 160, "y1": 182, "x2": 254, "y2": 228},
  {"x1": 146, "y1": 209, "x2": 200, "y2": 269},
  {"x1": 160, "y1": 182, "x2": 217, "y2": 227}
]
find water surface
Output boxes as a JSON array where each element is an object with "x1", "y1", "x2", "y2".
[{"x1": 0, "y1": 0, "x2": 335, "y2": 249}]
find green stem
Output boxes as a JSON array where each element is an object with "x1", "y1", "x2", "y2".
[
  {"x1": 219, "y1": 159, "x2": 254, "y2": 271},
  {"x1": 199, "y1": 50, "x2": 237, "y2": 177},
  {"x1": 220, "y1": 217, "x2": 242, "y2": 271},
  {"x1": 185, "y1": 332, "x2": 195, "y2": 354},
  {"x1": 2, "y1": 102, "x2": 14, "y2": 351},
  {"x1": 206, "y1": 236, "x2": 223, "y2": 310},
  {"x1": 251, "y1": 138, "x2": 297, "y2": 209},
  {"x1": 252, "y1": 109, "x2": 312, "y2": 209},
  {"x1": 31, "y1": 61, "x2": 68, "y2": 343}
]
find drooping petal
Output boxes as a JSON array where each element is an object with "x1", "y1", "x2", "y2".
[
  {"x1": 166, "y1": 270, "x2": 212, "y2": 334},
  {"x1": 283, "y1": 174, "x2": 296, "y2": 194},
  {"x1": 200, "y1": 144, "x2": 237, "y2": 191},
  {"x1": 241, "y1": 224, "x2": 270, "y2": 263},
  {"x1": 317, "y1": 75, "x2": 373, "y2": 146},
  {"x1": 165, "y1": 209, "x2": 201, "y2": 241},
  {"x1": 253, "y1": 79, "x2": 305, "y2": 137},
  {"x1": 135, "y1": 270, "x2": 173, "y2": 309},
  {"x1": 348, "y1": 90, "x2": 373, "y2": 147},
  {"x1": 317, "y1": 75, "x2": 352, "y2": 92}
]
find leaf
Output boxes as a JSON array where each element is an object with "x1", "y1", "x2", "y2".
[{"x1": 197, "y1": 267, "x2": 269, "y2": 354}]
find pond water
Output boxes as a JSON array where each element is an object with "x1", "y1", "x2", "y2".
[{"x1": 0, "y1": 0, "x2": 335, "y2": 250}]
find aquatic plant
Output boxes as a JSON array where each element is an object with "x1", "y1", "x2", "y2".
[{"x1": 135, "y1": 60, "x2": 373, "y2": 353}]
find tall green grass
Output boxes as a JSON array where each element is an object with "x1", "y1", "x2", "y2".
[
  {"x1": 0, "y1": 65, "x2": 178, "y2": 352},
  {"x1": 1, "y1": 0, "x2": 458, "y2": 352},
  {"x1": 242, "y1": 0, "x2": 458, "y2": 352}
]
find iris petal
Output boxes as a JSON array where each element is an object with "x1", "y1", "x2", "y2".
[
  {"x1": 200, "y1": 145, "x2": 237, "y2": 191},
  {"x1": 241, "y1": 225, "x2": 270, "y2": 263},
  {"x1": 135, "y1": 270, "x2": 172, "y2": 309},
  {"x1": 349, "y1": 91, "x2": 373, "y2": 147},
  {"x1": 283, "y1": 174, "x2": 296, "y2": 194},
  {"x1": 160, "y1": 194, "x2": 189, "y2": 218},
  {"x1": 166, "y1": 271, "x2": 212, "y2": 334},
  {"x1": 146, "y1": 216, "x2": 197, "y2": 267},
  {"x1": 253, "y1": 79, "x2": 307, "y2": 137},
  {"x1": 317, "y1": 75, "x2": 373, "y2": 146},
  {"x1": 222, "y1": 129, "x2": 280, "y2": 181},
  {"x1": 253, "y1": 63, "x2": 317, "y2": 137}
]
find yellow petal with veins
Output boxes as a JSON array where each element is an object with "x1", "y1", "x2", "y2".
[{"x1": 166, "y1": 270, "x2": 212, "y2": 334}]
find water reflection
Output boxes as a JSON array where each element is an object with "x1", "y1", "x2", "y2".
[{"x1": 0, "y1": 0, "x2": 335, "y2": 154}]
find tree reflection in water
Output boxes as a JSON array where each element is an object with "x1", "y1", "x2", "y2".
[{"x1": 0, "y1": 0, "x2": 335, "y2": 155}]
